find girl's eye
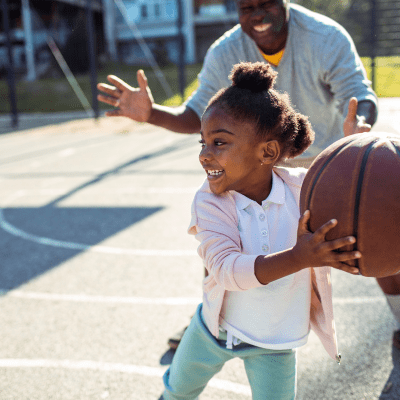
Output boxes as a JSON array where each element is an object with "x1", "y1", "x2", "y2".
[
  {"x1": 215, "y1": 140, "x2": 224, "y2": 146},
  {"x1": 199, "y1": 139, "x2": 205, "y2": 147}
]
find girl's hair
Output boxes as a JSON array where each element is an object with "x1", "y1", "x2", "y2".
[{"x1": 205, "y1": 62, "x2": 315, "y2": 159}]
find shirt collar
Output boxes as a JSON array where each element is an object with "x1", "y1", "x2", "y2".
[{"x1": 232, "y1": 171, "x2": 286, "y2": 211}]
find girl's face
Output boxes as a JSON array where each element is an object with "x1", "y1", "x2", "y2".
[{"x1": 199, "y1": 106, "x2": 275, "y2": 203}]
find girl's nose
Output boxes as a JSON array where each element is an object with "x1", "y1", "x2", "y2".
[{"x1": 199, "y1": 146, "x2": 212, "y2": 162}]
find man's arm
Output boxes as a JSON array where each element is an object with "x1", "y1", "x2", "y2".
[
  {"x1": 148, "y1": 104, "x2": 201, "y2": 133},
  {"x1": 97, "y1": 70, "x2": 201, "y2": 133},
  {"x1": 320, "y1": 25, "x2": 378, "y2": 134}
]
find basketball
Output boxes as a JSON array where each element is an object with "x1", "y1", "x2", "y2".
[{"x1": 300, "y1": 132, "x2": 400, "y2": 278}]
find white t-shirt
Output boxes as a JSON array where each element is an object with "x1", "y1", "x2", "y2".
[{"x1": 219, "y1": 172, "x2": 311, "y2": 350}]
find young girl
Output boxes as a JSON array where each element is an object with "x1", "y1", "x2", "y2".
[{"x1": 161, "y1": 62, "x2": 361, "y2": 400}]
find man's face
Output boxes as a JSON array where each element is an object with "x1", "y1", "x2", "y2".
[{"x1": 237, "y1": 0, "x2": 289, "y2": 54}]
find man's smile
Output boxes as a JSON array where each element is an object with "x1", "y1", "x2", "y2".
[{"x1": 253, "y1": 23, "x2": 272, "y2": 33}]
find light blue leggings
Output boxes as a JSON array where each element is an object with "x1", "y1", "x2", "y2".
[{"x1": 162, "y1": 304, "x2": 297, "y2": 400}]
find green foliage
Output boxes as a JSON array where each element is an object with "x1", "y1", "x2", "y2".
[
  {"x1": 0, "y1": 63, "x2": 202, "y2": 114},
  {"x1": 296, "y1": 0, "x2": 351, "y2": 22},
  {"x1": 0, "y1": 57, "x2": 399, "y2": 115}
]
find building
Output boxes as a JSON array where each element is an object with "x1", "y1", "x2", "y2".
[
  {"x1": 0, "y1": 0, "x2": 103, "y2": 80},
  {"x1": 105, "y1": 0, "x2": 238, "y2": 65},
  {"x1": 1, "y1": 0, "x2": 238, "y2": 80}
]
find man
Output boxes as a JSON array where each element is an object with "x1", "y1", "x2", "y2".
[{"x1": 98, "y1": 0, "x2": 379, "y2": 349}]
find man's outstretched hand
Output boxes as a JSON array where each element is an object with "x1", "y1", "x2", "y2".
[
  {"x1": 97, "y1": 70, "x2": 154, "y2": 122},
  {"x1": 343, "y1": 97, "x2": 372, "y2": 137}
]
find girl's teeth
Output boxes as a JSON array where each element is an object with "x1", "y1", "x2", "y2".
[{"x1": 208, "y1": 170, "x2": 223, "y2": 176}]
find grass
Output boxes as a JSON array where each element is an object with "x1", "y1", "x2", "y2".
[
  {"x1": 0, "y1": 62, "x2": 202, "y2": 114},
  {"x1": 0, "y1": 56, "x2": 399, "y2": 114},
  {"x1": 361, "y1": 56, "x2": 400, "y2": 98}
]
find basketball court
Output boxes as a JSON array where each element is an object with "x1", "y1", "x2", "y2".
[{"x1": 0, "y1": 98, "x2": 399, "y2": 399}]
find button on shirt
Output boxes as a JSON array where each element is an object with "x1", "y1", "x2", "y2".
[{"x1": 219, "y1": 171, "x2": 311, "y2": 350}]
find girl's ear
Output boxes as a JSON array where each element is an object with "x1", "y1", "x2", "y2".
[{"x1": 259, "y1": 140, "x2": 281, "y2": 165}]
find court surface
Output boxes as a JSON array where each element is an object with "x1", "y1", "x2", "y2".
[{"x1": 0, "y1": 98, "x2": 400, "y2": 399}]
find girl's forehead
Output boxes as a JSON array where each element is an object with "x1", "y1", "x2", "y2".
[
  {"x1": 202, "y1": 107, "x2": 236, "y2": 131},
  {"x1": 202, "y1": 106, "x2": 235, "y2": 123},
  {"x1": 201, "y1": 107, "x2": 262, "y2": 142}
]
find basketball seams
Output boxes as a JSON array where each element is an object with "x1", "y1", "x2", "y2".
[
  {"x1": 304, "y1": 138, "x2": 359, "y2": 226},
  {"x1": 300, "y1": 132, "x2": 400, "y2": 278},
  {"x1": 358, "y1": 139, "x2": 400, "y2": 277},
  {"x1": 353, "y1": 140, "x2": 379, "y2": 275}
]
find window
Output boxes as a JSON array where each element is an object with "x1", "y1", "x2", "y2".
[
  {"x1": 141, "y1": 4, "x2": 148, "y2": 19},
  {"x1": 155, "y1": 3, "x2": 160, "y2": 17}
]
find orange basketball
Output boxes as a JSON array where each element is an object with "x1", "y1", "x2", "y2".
[{"x1": 300, "y1": 132, "x2": 400, "y2": 277}]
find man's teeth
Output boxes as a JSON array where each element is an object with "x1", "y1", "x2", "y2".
[
  {"x1": 207, "y1": 170, "x2": 223, "y2": 176},
  {"x1": 254, "y1": 24, "x2": 270, "y2": 32}
]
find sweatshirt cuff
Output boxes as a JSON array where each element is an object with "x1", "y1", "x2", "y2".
[{"x1": 233, "y1": 254, "x2": 264, "y2": 290}]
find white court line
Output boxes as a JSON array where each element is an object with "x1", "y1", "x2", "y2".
[
  {"x1": 0, "y1": 290, "x2": 385, "y2": 306},
  {"x1": 0, "y1": 208, "x2": 197, "y2": 257},
  {"x1": 0, "y1": 189, "x2": 198, "y2": 256},
  {"x1": 58, "y1": 148, "x2": 76, "y2": 158},
  {"x1": 1, "y1": 290, "x2": 202, "y2": 305},
  {"x1": 0, "y1": 359, "x2": 251, "y2": 396},
  {"x1": 1, "y1": 187, "x2": 199, "y2": 196},
  {"x1": 333, "y1": 296, "x2": 386, "y2": 305}
]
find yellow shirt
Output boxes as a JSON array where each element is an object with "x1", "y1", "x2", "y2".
[{"x1": 261, "y1": 48, "x2": 285, "y2": 66}]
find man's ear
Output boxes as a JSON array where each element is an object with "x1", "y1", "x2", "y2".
[{"x1": 260, "y1": 140, "x2": 281, "y2": 165}]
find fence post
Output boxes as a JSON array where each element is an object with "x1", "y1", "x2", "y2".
[
  {"x1": 370, "y1": 0, "x2": 377, "y2": 92},
  {"x1": 21, "y1": 0, "x2": 36, "y2": 81},
  {"x1": 1, "y1": 0, "x2": 18, "y2": 128},
  {"x1": 86, "y1": 0, "x2": 99, "y2": 119},
  {"x1": 177, "y1": 0, "x2": 186, "y2": 100}
]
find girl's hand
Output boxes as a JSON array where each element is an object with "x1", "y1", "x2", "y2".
[
  {"x1": 292, "y1": 210, "x2": 361, "y2": 275},
  {"x1": 97, "y1": 70, "x2": 154, "y2": 122}
]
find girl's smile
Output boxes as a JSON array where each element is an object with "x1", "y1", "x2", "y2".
[
  {"x1": 199, "y1": 106, "x2": 274, "y2": 204},
  {"x1": 206, "y1": 169, "x2": 224, "y2": 178}
]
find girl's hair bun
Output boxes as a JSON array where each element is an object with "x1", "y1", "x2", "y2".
[{"x1": 229, "y1": 62, "x2": 277, "y2": 93}]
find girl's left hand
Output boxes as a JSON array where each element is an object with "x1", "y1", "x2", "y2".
[{"x1": 293, "y1": 210, "x2": 361, "y2": 275}]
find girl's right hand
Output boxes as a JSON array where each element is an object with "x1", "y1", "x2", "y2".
[{"x1": 292, "y1": 210, "x2": 361, "y2": 275}]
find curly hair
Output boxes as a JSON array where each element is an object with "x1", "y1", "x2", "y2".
[{"x1": 204, "y1": 62, "x2": 315, "y2": 159}]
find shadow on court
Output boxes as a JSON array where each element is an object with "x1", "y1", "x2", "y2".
[
  {"x1": 379, "y1": 347, "x2": 400, "y2": 399},
  {"x1": 0, "y1": 205, "x2": 164, "y2": 292},
  {"x1": 160, "y1": 349, "x2": 176, "y2": 366},
  {"x1": 0, "y1": 134, "x2": 197, "y2": 293}
]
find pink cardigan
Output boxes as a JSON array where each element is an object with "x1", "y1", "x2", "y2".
[{"x1": 188, "y1": 166, "x2": 340, "y2": 362}]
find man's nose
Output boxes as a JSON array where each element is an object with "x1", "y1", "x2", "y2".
[{"x1": 252, "y1": 7, "x2": 267, "y2": 19}]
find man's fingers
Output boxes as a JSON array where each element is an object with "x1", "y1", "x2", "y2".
[
  {"x1": 355, "y1": 124, "x2": 371, "y2": 134},
  {"x1": 347, "y1": 97, "x2": 358, "y2": 120},
  {"x1": 107, "y1": 75, "x2": 131, "y2": 91},
  {"x1": 97, "y1": 84, "x2": 120, "y2": 98},
  {"x1": 104, "y1": 109, "x2": 124, "y2": 117},
  {"x1": 137, "y1": 69, "x2": 149, "y2": 92},
  {"x1": 97, "y1": 94, "x2": 117, "y2": 106}
]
